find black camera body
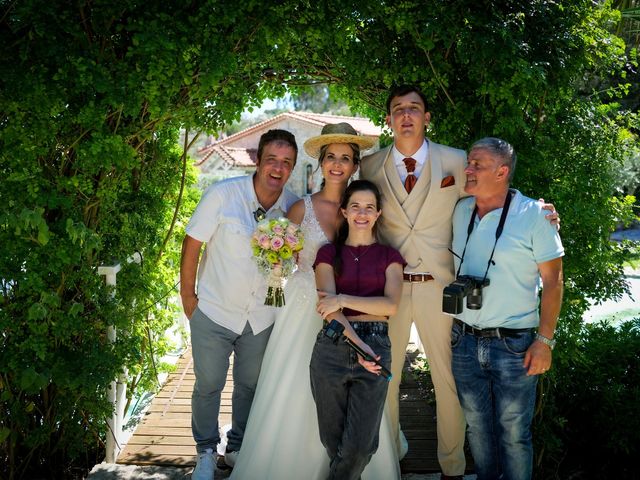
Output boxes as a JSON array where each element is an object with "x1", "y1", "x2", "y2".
[
  {"x1": 442, "y1": 275, "x2": 490, "y2": 315},
  {"x1": 323, "y1": 319, "x2": 345, "y2": 344}
]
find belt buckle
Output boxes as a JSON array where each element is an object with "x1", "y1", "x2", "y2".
[{"x1": 405, "y1": 272, "x2": 424, "y2": 282}]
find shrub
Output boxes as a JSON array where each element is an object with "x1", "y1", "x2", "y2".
[{"x1": 534, "y1": 318, "x2": 640, "y2": 479}]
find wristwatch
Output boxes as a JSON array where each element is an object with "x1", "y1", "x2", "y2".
[{"x1": 535, "y1": 333, "x2": 556, "y2": 350}]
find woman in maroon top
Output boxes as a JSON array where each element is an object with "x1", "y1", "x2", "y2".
[{"x1": 311, "y1": 180, "x2": 405, "y2": 480}]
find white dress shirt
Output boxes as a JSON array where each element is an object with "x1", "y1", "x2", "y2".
[
  {"x1": 186, "y1": 175, "x2": 299, "y2": 335},
  {"x1": 392, "y1": 140, "x2": 429, "y2": 183}
]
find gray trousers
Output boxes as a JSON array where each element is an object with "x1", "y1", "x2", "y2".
[{"x1": 190, "y1": 307, "x2": 272, "y2": 453}]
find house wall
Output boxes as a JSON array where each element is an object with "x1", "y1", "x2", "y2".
[{"x1": 219, "y1": 118, "x2": 379, "y2": 197}]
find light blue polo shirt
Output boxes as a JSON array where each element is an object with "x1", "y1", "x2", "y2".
[{"x1": 451, "y1": 190, "x2": 564, "y2": 329}]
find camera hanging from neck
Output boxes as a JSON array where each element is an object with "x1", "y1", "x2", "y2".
[{"x1": 455, "y1": 189, "x2": 515, "y2": 282}]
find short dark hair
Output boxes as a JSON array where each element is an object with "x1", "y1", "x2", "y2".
[
  {"x1": 470, "y1": 137, "x2": 517, "y2": 182},
  {"x1": 386, "y1": 84, "x2": 429, "y2": 114},
  {"x1": 257, "y1": 129, "x2": 298, "y2": 163}
]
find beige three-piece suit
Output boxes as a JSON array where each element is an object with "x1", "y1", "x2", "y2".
[{"x1": 360, "y1": 141, "x2": 468, "y2": 474}]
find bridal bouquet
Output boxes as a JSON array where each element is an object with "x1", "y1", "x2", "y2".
[{"x1": 251, "y1": 218, "x2": 304, "y2": 307}]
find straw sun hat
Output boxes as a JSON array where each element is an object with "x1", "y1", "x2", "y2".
[{"x1": 303, "y1": 122, "x2": 376, "y2": 159}]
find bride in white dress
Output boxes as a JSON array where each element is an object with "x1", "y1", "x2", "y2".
[{"x1": 230, "y1": 123, "x2": 401, "y2": 480}]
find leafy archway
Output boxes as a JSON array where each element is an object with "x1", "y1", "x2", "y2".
[{"x1": 1, "y1": 1, "x2": 636, "y2": 478}]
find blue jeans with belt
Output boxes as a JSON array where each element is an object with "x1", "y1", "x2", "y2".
[
  {"x1": 309, "y1": 323, "x2": 392, "y2": 480},
  {"x1": 451, "y1": 321, "x2": 538, "y2": 480}
]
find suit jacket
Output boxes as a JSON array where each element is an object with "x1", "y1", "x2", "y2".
[{"x1": 360, "y1": 142, "x2": 468, "y2": 286}]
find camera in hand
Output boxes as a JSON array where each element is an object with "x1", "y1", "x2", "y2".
[
  {"x1": 442, "y1": 275, "x2": 490, "y2": 315},
  {"x1": 322, "y1": 320, "x2": 392, "y2": 381}
]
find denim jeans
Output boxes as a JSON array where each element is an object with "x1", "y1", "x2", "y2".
[
  {"x1": 309, "y1": 327, "x2": 392, "y2": 480},
  {"x1": 451, "y1": 322, "x2": 538, "y2": 480},
  {"x1": 190, "y1": 307, "x2": 272, "y2": 453}
]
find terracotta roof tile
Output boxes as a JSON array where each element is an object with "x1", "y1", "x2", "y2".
[
  {"x1": 196, "y1": 111, "x2": 383, "y2": 170},
  {"x1": 213, "y1": 111, "x2": 381, "y2": 147}
]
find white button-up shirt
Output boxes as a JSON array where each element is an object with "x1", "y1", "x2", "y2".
[
  {"x1": 186, "y1": 175, "x2": 299, "y2": 335},
  {"x1": 392, "y1": 140, "x2": 429, "y2": 183}
]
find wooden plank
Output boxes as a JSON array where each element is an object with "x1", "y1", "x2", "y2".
[
  {"x1": 119, "y1": 346, "x2": 447, "y2": 473},
  {"x1": 136, "y1": 415, "x2": 231, "y2": 428},
  {"x1": 127, "y1": 435, "x2": 196, "y2": 446},
  {"x1": 133, "y1": 426, "x2": 193, "y2": 437},
  {"x1": 147, "y1": 404, "x2": 192, "y2": 413},
  {"x1": 121, "y1": 444, "x2": 198, "y2": 456}
]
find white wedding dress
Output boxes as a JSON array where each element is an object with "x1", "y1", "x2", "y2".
[{"x1": 230, "y1": 196, "x2": 401, "y2": 480}]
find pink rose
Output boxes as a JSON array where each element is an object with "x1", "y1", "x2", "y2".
[
  {"x1": 258, "y1": 234, "x2": 271, "y2": 249},
  {"x1": 272, "y1": 224, "x2": 285, "y2": 235},
  {"x1": 286, "y1": 224, "x2": 298, "y2": 235},
  {"x1": 271, "y1": 236, "x2": 284, "y2": 250},
  {"x1": 285, "y1": 233, "x2": 299, "y2": 249}
]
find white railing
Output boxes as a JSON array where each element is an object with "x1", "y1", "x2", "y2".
[{"x1": 98, "y1": 252, "x2": 142, "y2": 463}]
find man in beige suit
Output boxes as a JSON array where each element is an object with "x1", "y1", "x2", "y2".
[{"x1": 360, "y1": 84, "x2": 469, "y2": 479}]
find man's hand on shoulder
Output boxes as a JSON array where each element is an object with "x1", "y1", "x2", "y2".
[{"x1": 539, "y1": 198, "x2": 560, "y2": 230}]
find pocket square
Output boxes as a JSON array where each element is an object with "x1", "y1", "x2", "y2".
[{"x1": 440, "y1": 175, "x2": 455, "y2": 188}]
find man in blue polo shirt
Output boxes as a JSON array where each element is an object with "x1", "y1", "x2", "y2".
[{"x1": 449, "y1": 137, "x2": 564, "y2": 480}]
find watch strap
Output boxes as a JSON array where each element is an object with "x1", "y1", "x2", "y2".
[{"x1": 535, "y1": 333, "x2": 556, "y2": 350}]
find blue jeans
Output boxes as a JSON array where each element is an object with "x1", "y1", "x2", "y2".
[
  {"x1": 190, "y1": 307, "x2": 272, "y2": 453},
  {"x1": 451, "y1": 322, "x2": 538, "y2": 480},
  {"x1": 309, "y1": 327, "x2": 392, "y2": 480}
]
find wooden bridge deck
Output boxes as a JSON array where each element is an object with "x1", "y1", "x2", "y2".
[{"x1": 117, "y1": 347, "x2": 442, "y2": 473}]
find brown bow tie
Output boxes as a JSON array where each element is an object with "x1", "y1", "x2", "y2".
[{"x1": 403, "y1": 158, "x2": 417, "y2": 193}]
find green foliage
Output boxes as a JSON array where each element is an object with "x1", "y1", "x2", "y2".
[
  {"x1": 1, "y1": 0, "x2": 636, "y2": 477},
  {"x1": 0, "y1": 2, "x2": 206, "y2": 477},
  {"x1": 290, "y1": 84, "x2": 351, "y2": 114},
  {"x1": 533, "y1": 319, "x2": 640, "y2": 479}
]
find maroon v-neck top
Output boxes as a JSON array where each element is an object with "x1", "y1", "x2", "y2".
[{"x1": 314, "y1": 243, "x2": 405, "y2": 317}]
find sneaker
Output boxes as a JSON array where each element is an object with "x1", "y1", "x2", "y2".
[
  {"x1": 192, "y1": 448, "x2": 215, "y2": 480},
  {"x1": 224, "y1": 449, "x2": 239, "y2": 468}
]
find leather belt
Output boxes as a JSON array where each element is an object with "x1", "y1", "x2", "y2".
[
  {"x1": 454, "y1": 318, "x2": 534, "y2": 339},
  {"x1": 403, "y1": 272, "x2": 434, "y2": 283},
  {"x1": 349, "y1": 321, "x2": 388, "y2": 336}
]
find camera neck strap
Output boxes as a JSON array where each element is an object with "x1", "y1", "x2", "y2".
[{"x1": 456, "y1": 189, "x2": 515, "y2": 280}]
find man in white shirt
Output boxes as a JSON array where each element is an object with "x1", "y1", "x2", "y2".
[{"x1": 180, "y1": 129, "x2": 299, "y2": 480}]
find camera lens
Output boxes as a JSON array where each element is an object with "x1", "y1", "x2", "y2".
[{"x1": 466, "y1": 288, "x2": 483, "y2": 310}]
